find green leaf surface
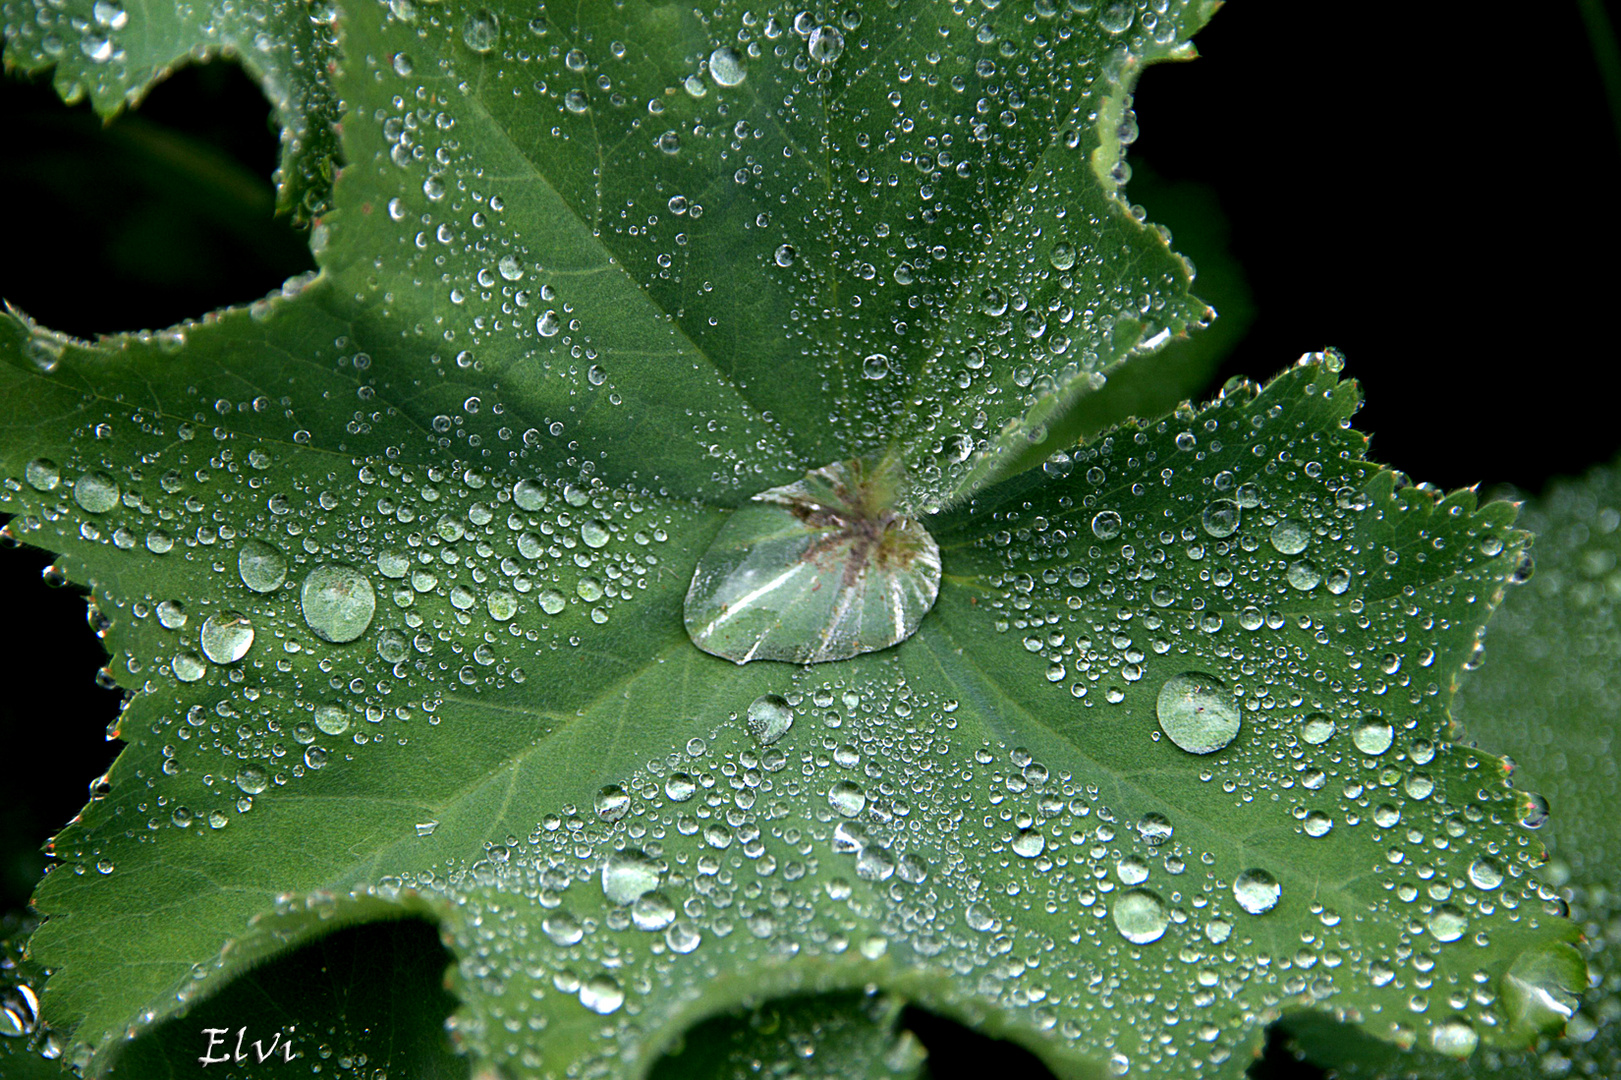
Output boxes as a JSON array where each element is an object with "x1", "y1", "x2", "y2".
[
  {"x1": 1286, "y1": 461, "x2": 1621, "y2": 1078},
  {"x1": 0, "y1": 0, "x2": 1581, "y2": 1077},
  {"x1": 0, "y1": 0, "x2": 339, "y2": 221},
  {"x1": 648, "y1": 992, "x2": 924, "y2": 1080}
]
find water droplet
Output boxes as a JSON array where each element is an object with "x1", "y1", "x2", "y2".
[
  {"x1": 539, "y1": 588, "x2": 566, "y2": 615},
  {"x1": 1049, "y1": 242, "x2": 1076, "y2": 270},
  {"x1": 1091, "y1": 510, "x2": 1123, "y2": 540},
  {"x1": 665, "y1": 920, "x2": 702, "y2": 953},
  {"x1": 315, "y1": 704, "x2": 350, "y2": 736},
  {"x1": 156, "y1": 600, "x2": 187, "y2": 629},
  {"x1": 594, "y1": 784, "x2": 630, "y2": 822},
  {"x1": 601, "y1": 849, "x2": 661, "y2": 905},
  {"x1": 234, "y1": 766, "x2": 268, "y2": 795},
  {"x1": 1286, "y1": 560, "x2": 1322, "y2": 591},
  {"x1": 1299, "y1": 712, "x2": 1336, "y2": 744},
  {"x1": 665, "y1": 773, "x2": 696, "y2": 802},
  {"x1": 172, "y1": 652, "x2": 206, "y2": 682},
  {"x1": 24, "y1": 458, "x2": 60, "y2": 491},
  {"x1": 581, "y1": 519, "x2": 610, "y2": 548},
  {"x1": 686, "y1": 459, "x2": 940, "y2": 664},
  {"x1": 1430, "y1": 1020, "x2": 1478, "y2": 1058},
  {"x1": 543, "y1": 910, "x2": 584, "y2": 946},
  {"x1": 1112, "y1": 889, "x2": 1169, "y2": 944},
  {"x1": 807, "y1": 25, "x2": 844, "y2": 63},
  {"x1": 1501, "y1": 942, "x2": 1585, "y2": 1036},
  {"x1": 579, "y1": 974, "x2": 623, "y2": 1015},
  {"x1": 1270, "y1": 520, "x2": 1310, "y2": 555},
  {"x1": 1098, "y1": 1, "x2": 1134, "y2": 34},
  {"x1": 1204, "y1": 918, "x2": 1232, "y2": 944},
  {"x1": 300, "y1": 565, "x2": 376, "y2": 643},
  {"x1": 1011, "y1": 830, "x2": 1046, "y2": 858},
  {"x1": 774, "y1": 243, "x2": 797, "y2": 267},
  {"x1": 1156, "y1": 672, "x2": 1240, "y2": 754},
  {"x1": 1352, "y1": 716, "x2": 1394, "y2": 755},
  {"x1": 828, "y1": 779, "x2": 866, "y2": 817},
  {"x1": 92, "y1": 0, "x2": 126, "y2": 29},
  {"x1": 238, "y1": 539, "x2": 287, "y2": 593},
  {"x1": 462, "y1": 8, "x2": 498, "y2": 53},
  {"x1": 1200, "y1": 499, "x2": 1240, "y2": 538},
  {"x1": 1232, "y1": 868, "x2": 1280, "y2": 914},
  {"x1": 199, "y1": 611, "x2": 254, "y2": 664},
  {"x1": 537, "y1": 310, "x2": 561, "y2": 337},
  {"x1": 1428, "y1": 905, "x2": 1468, "y2": 943},
  {"x1": 498, "y1": 255, "x2": 523, "y2": 281},
  {"x1": 1136, "y1": 812, "x2": 1172, "y2": 845},
  {"x1": 1302, "y1": 810, "x2": 1333, "y2": 837},
  {"x1": 709, "y1": 46, "x2": 746, "y2": 86},
  {"x1": 746, "y1": 694, "x2": 794, "y2": 745},
  {"x1": 73, "y1": 472, "x2": 119, "y2": 513},
  {"x1": 631, "y1": 892, "x2": 676, "y2": 931},
  {"x1": 1467, "y1": 857, "x2": 1503, "y2": 890}
]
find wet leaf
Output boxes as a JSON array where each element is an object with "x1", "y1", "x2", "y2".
[
  {"x1": 1286, "y1": 460, "x2": 1621, "y2": 1077},
  {"x1": 0, "y1": 0, "x2": 1580, "y2": 1077}
]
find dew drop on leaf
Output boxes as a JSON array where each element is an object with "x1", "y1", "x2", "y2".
[
  {"x1": 1155, "y1": 672, "x2": 1240, "y2": 754},
  {"x1": 708, "y1": 46, "x2": 746, "y2": 86},
  {"x1": 601, "y1": 849, "x2": 660, "y2": 905},
  {"x1": 24, "y1": 458, "x2": 59, "y2": 491},
  {"x1": 300, "y1": 565, "x2": 376, "y2": 642},
  {"x1": 1232, "y1": 868, "x2": 1281, "y2": 914},
  {"x1": 1351, "y1": 715, "x2": 1394, "y2": 755},
  {"x1": 1112, "y1": 888, "x2": 1169, "y2": 945},
  {"x1": 199, "y1": 611, "x2": 254, "y2": 664},
  {"x1": 578, "y1": 975, "x2": 623, "y2": 1015},
  {"x1": 746, "y1": 694, "x2": 794, "y2": 746},
  {"x1": 314, "y1": 704, "x2": 350, "y2": 736},
  {"x1": 73, "y1": 472, "x2": 119, "y2": 513},
  {"x1": 1299, "y1": 712, "x2": 1336, "y2": 745},
  {"x1": 237, "y1": 539, "x2": 287, "y2": 594}
]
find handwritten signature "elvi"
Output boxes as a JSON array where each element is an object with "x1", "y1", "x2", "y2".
[{"x1": 199, "y1": 1026, "x2": 297, "y2": 1066}]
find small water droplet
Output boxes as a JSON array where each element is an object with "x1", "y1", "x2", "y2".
[
  {"x1": 807, "y1": 25, "x2": 844, "y2": 63},
  {"x1": 601, "y1": 849, "x2": 661, "y2": 905},
  {"x1": 827, "y1": 779, "x2": 866, "y2": 817},
  {"x1": 578, "y1": 974, "x2": 623, "y2": 1015},
  {"x1": 1270, "y1": 520, "x2": 1310, "y2": 554},
  {"x1": 594, "y1": 784, "x2": 631, "y2": 822},
  {"x1": 1091, "y1": 510, "x2": 1123, "y2": 540},
  {"x1": 1352, "y1": 716, "x2": 1394, "y2": 755},
  {"x1": 24, "y1": 458, "x2": 60, "y2": 491},
  {"x1": 73, "y1": 472, "x2": 119, "y2": 513},
  {"x1": 746, "y1": 694, "x2": 794, "y2": 745},
  {"x1": 1300, "y1": 712, "x2": 1336, "y2": 745},
  {"x1": 238, "y1": 539, "x2": 288, "y2": 593}
]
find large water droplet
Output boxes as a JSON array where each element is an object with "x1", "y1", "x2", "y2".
[
  {"x1": 199, "y1": 612, "x2": 254, "y2": 664},
  {"x1": 1467, "y1": 857, "x2": 1503, "y2": 890},
  {"x1": 1429, "y1": 1020, "x2": 1478, "y2": 1058},
  {"x1": 601, "y1": 849, "x2": 661, "y2": 905},
  {"x1": 1200, "y1": 499, "x2": 1239, "y2": 538},
  {"x1": 462, "y1": 7, "x2": 498, "y2": 52},
  {"x1": 24, "y1": 458, "x2": 60, "y2": 491},
  {"x1": 543, "y1": 910, "x2": 584, "y2": 946},
  {"x1": 1299, "y1": 712, "x2": 1336, "y2": 745},
  {"x1": 746, "y1": 694, "x2": 794, "y2": 745},
  {"x1": 314, "y1": 704, "x2": 350, "y2": 736},
  {"x1": 300, "y1": 565, "x2": 376, "y2": 642},
  {"x1": 709, "y1": 46, "x2": 746, "y2": 86},
  {"x1": 807, "y1": 25, "x2": 844, "y2": 63},
  {"x1": 827, "y1": 779, "x2": 866, "y2": 817},
  {"x1": 578, "y1": 974, "x2": 623, "y2": 1015},
  {"x1": 1501, "y1": 942, "x2": 1585, "y2": 1037},
  {"x1": 1269, "y1": 519, "x2": 1310, "y2": 554},
  {"x1": 1112, "y1": 888, "x2": 1169, "y2": 944},
  {"x1": 1156, "y1": 672, "x2": 1240, "y2": 754},
  {"x1": 1011, "y1": 830, "x2": 1046, "y2": 858},
  {"x1": 685, "y1": 458, "x2": 940, "y2": 664},
  {"x1": 1427, "y1": 905, "x2": 1468, "y2": 943},
  {"x1": 1232, "y1": 868, "x2": 1280, "y2": 914},
  {"x1": 1351, "y1": 715, "x2": 1394, "y2": 755},
  {"x1": 238, "y1": 539, "x2": 287, "y2": 593},
  {"x1": 73, "y1": 472, "x2": 119, "y2": 513}
]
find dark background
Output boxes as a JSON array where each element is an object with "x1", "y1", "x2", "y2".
[{"x1": 1, "y1": 1, "x2": 1617, "y2": 1075}]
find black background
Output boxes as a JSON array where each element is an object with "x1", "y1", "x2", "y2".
[{"x1": 1, "y1": 1, "x2": 1617, "y2": 1075}]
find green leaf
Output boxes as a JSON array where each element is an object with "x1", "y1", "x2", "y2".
[
  {"x1": 1288, "y1": 461, "x2": 1621, "y2": 1078},
  {"x1": 648, "y1": 992, "x2": 925, "y2": 1080},
  {"x1": 0, "y1": 0, "x2": 339, "y2": 221},
  {"x1": 0, "y1": 0, "x2": 1580, "y2": 1077}
]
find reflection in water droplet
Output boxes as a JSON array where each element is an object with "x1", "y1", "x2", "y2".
[
  {"x1": 594, "y1": 784, "x2": 630, "y2": 822},
  {"x1": 709, "y1": 46, "x2": 746, "y2": 86},
  {"x1": 685, "y1": 458, "x2": 940, "y2": 664},
  {"x1": 827, "y1": 779, "x2": 866, "y2": 817},
  {"x1": 315, "y1": 704, "x2": 350, "y2": 736},
  {"x1": 601, "y1": 849, "x2": 661, "y2": 904},
  {"x1": 300, "y1": 565, "x2": 377, "y2": 642},
  {"x1": 462, "y1": 7, "x2": 499, "y2": 52},
  {"x1": 199, "y1": 612, "x2": 254, "y2": 664},
  {"x1": 1112, "y1": 888, "x2": 1169, "y2": 944},
  {"x1": 234, "y1": 766, "x2": 268, "y2": 795},
  {"x1": 543, "y1": 910, "x2": 583, "y2": 946},
  {"x1": 807, "y1": 25, "x2": 844, "y2": 63},
  {"x1": 1091, "y1": 510, "x2": 1122, "y2": 540},
  {"x1": 25, "y1": 458, "x2": 60, "y2": 491},
  {"x1": 1501, "y1": 942, "x2": 1585, "y2": 1036},
  {"x1": 1156, "y1": 672, "x2": 1240, "y2": 754},
  {"x1": 1427, "y1": 905, "x2": 1468, "y2": 943},
  {"x1": 73, "y1": 472, "x2": 119, "y2": 513},
  {"x1": 665, "y1": 772, "x2": 696, "y2": 802},
  {"x1": 1299, "y1": 712, "x2": 1336, "y2": 744},
  {"x1": 746, "y1": 694, "x2": 794, "y2": 745},
  {"x1": 665, "y1": 920, "x2": 702, "y2": 954},
  {"x1": 1233, "y1": 868, "x2": 1280, "y2": 914},
  {"x1": 238, "y1": 539, "x2": 288, "y2": 593},
  {"x1": 1352, "y1": 716, "x2": 1394, "y2": 755},
  {"x1": 1011, "y1": 830, "x2": 1046, "y2": 858},
  {"x1": 1201, "y1": 499, "x2": 1240, "y2": 538},
  {"x1": 1204, "y1": 918, "x2": 1232, "y2": 944},
  {"x1": 579, "y1": 974, "x2": 623, "y2": 1015},
  {"x1": 1270, "y1": 520, "x2": 1310, "y2": 554},
  {"x1": 1467, "y1": 857, "x2": 1503, "y2": 890},
  {"x1": 173, "y1": 652, "x2": 206, "y2": 682},
  {"x1": 1430, "y1": 1020, "x2": 1478, "y2": 1058},
  {"x1": 631, "y1": 892, "x2": 676, "y2": 931},
  {"x1": 156, "y1": 600, "x2": 188, "y2": 629}
]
